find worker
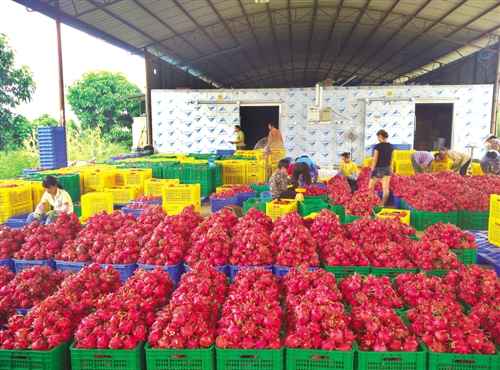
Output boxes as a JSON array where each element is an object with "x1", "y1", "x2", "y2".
[
  {"x1": 438, "y1": 147, "x2": 471, "y2": 176},
  {"x1": 229, "y1": 125, "x2": 245, "y2": 150},
  {"x1": 26, "y1": 176, "x2": 74, "y2": 225},
  {"x1": 267, "y1": 123, "x2": 283, "y2": 149},
  {"x1": 484, "y1": 134, "x2": 500, "y2": 151},
  {"x1": 368, "y1": 130, "x2": 394, "y2": 205},
  {"x1": 410, "y1": 151, "x2": 435, "y2": 174},
  {"x1": 480, "y1": 150, "x2": 500, "y2": 175},
  {"x1": 339, "y1": 152, "x2": 359, "y2": 193},
  {"x1": 269, "y1": 159, "x2": 296, "y2": 200},
  {"x1": 293, "y1": 155, "x2": 319, "y2": 186}
]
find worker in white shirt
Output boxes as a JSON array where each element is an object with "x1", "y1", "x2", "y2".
[{"x1": 438, "y1": 147, "x2": 471, "y2": 176}]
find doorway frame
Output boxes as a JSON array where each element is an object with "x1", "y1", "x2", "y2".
[
  {"x1": 239, "y1": 102, "x2": 283, "y2": 129},
  {"x1": 414, "y1": 101, "x2": 457, "y2": 150}
]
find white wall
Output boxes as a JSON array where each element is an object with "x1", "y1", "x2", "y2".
[{"x1": 152, "y1": 85, "x2": 493, "y2": 166}]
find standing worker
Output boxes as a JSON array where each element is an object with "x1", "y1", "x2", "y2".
[
  {"x1": 369, "y1": 130, "x2": 394, "y2": 205},
  {"x1": 439, "y1": 147, "x2": 471, "y2": 176},
  {"x1": 484, "y1": 134, "x2": 500, "y2": 150},
  {"x1": 267, "y1": 123, "x2": 283, "y2": 149},
  {"x1": 269, "y1": 159, "x2": 296, "y2": 200},
  {"x1": 293, "y1": 155, "x2": 319, "y2": 186},
  {"x1": 230, "y1": 125, "x2": 245, "y2": 150},
  {"x1": 339, "y1": 152, "x2": 359, "y2": 192},
  {"x1": 26, "y1": 176, "x2": 74, "y2": 225},
  {"x1": 410, "y1": 151, "x2": 435, "y2": 174},
  {"x1": 480, "y1": 150, "x2": 500, "y2": 175}
]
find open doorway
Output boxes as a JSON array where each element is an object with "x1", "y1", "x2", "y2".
[
  {"x1": 414, "y1": 104, "x2": 453, "y2": 151},
  {"x1": 239, "y1": 106, "x2": 280, "y2": 150}
]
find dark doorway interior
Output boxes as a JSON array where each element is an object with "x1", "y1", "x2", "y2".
[
  {"x1": 414, "y1": 103, "x2": 453, "y2": 151},
  {"x1": 239, "y1": 106, "x2": 280, "y2": 150}
]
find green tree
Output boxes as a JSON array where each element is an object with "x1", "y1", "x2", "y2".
[
  {"x1": 32, "y1": 113, "x2": 58, "y2": 127},
  {"x1": 0, "y1": 34, "x2": 36, "y2": 150},
  {"x1": 66, "y1": 70, "x2": 141, "y2": 146}
]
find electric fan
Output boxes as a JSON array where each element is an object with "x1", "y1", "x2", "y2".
[
  {"x1": 343, "y1": 129, "x2": 358, "y2": 158},
  {"x1": 254, "y1": 137, "x2": 285, "y2": 182}
]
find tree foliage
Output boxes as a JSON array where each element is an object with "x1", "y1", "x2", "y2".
[
  {"x1": 32, "y1": 113, "x2": 58, "y2": 127},
  {"x1": 0, "y1": 33, "x2": 36, "y2": 150},
  {"x1": 66, "y1": 70, "x2": 141, "y2": 146}
]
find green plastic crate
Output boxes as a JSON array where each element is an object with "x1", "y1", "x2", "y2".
[
  {"x1": 426, "y1": 344, "x2": 499, "y2": 370},
  {"x1": 303, "y1": 195, "x2": 327, "y2": 201},
  {"x1": 70, "y1": 341, "x2": 144, "y2": 370},
  {"x1": 373, "y1": 206, "x2": 384, "y2": 214},
  {"x1": 216, "y1": 347, "x2": 284, "y2": 370},
  {"x1": 243, "y1": 198, "x2": 271, "y2": 214},
  {"x1": 409, "y1": 235, "x2": 419, "y2": 241},
  {"x1": 328, "y1": 204, "x2": 346, "y2": 223},
  {"x1": 370, "y1": 267, "x2": 417, "y2": 278},
  {"x1": 457, "y1": 210, "x2": 489, "y2": 230},
  {"x1": 298, "y1": 199, "x2": 328, "y2": 216},
  {"x1": 410, "y1": 210, "x2": 458, "y2": 231},
  {"x1": 73, "y1": 205, "x2": 82, "y2": 217},
  {"x1": 356, "y1": 343, "x2": 427, "y2": 370},
  {"x1": 145, "y1": 343, "x2": 214, "y2": 370},
  {"x1": 251, "y1": 185, "x2": 270, "y2": 197},
  {"x1": 0, "y1": 341, "x2": 70, "y2": 370},
  {"x1": 419, "y1": 268, "x2": 452, "y2": 278},
  {"x1": 320, "y1": 261, "x2": 370, "y2": 279},
  {"x1": 344, "y1": 211, "x2": 375, "y2": 224},
  {"x1": 285, "y1": 344, "x2": 355, "y2": 370},
  {"x1": 451, "y1": 248, "x2": 477, "y2": 265}
]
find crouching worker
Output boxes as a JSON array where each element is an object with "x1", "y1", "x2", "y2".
[
  {"x1": 269, "y1": 159, "x2": 296, "y2": 200},
  {"x1": 339, "y1": 152, "x2": 359, "y2": 193},
  {"x1": 480, "y1": 150, "x2": 500, "y2": 175},
  {"x1": 26, "y1": 176, "x2": 74, "y2": 225}
]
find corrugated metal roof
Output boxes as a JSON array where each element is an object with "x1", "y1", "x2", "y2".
[{"x1": 12, "y1": 0, "x2": 500, "y2": 88}]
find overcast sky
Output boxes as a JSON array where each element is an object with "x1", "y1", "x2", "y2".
[{"x1": 0, "y1": 0, "x2": 146, "y2": 121}]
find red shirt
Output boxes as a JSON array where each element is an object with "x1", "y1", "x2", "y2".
[{"x1": 287, "y1": 163, "x2": 294, "y2": 176}]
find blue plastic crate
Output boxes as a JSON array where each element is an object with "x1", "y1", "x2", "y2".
[
  {"x1": 393, "y1": 196, "x2": 402, "y2": 209},
  {"x1": 13, "y1": 259, "x2": 56, "y2": 272},
  {"x1": 38, "y1": 142, "x2": 63, "y2": 150},
  {"x1": 260, "y1": 191, "x2": 272, "y2": 198},
  {"x1": 130, "y1": 199, "x2": 162, "y2": 205},
  {"x1": 38, "y1": 126, "x2": 66, "y2": 134},
  {"x1": 39, "y1": 152, "x2": 67, "y2": 161},
  {"x1": 7, "y1": 213, "x2": 31, "y2": 223},
  {"x1": 15, "y1": 308, "x2": 30, "y2": 315},
  {"x1": 237, "y1": 191, "x2": 257, "y2": 206},
  {"x1": 377, "y1": 191, "x2": 394, "y2": 204},
  {"x1": 0, "y1": 259, "x2": 15, "y2": 273},
  {"x1": 122, "y1": 208, "x2": 146, "y2": 218},
  {"x1": 229, "y1": 264, "x2": 272, "y2": 284},
  {"x1": 22, "y1": 168, "x2": 42, "y2": 174},
  {"x1": 137, "y1": 262, "x2": 183, "y2": 285},
  {"x1": 216, "y1": 149, "x2": 235, "y2": 156},
  {"x1": 55, "y1": 260, "x2": 92, "y2": 273},
  {"x1": 371, "y1": 143, "x2": 411, "y2": 156},
  {"x1": 183, "y1": 263, "x2": 228, "y2": 275},
  {"x1": 272, "y1": 264, "x2": 320, "y2": 278},
  {"x1": 1, "y1": 221, "x2": 27, "y2": 229},
  {"x1": 98, "y1": 263, "x2": 136, "y2": 282},
  {"x1": 210, "y1": 195, "x2": 238, "y2": 213}
]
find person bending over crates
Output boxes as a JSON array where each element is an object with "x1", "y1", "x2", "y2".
[
  {"x1": 438, "y1": 147, "x2": 471, "y2": 176},
  {"x1": 292, "y1": 155, "x2": 319, "y2": 186},
  {"x1": 269, "y1": 159, "x2": 296, "y2": 200},
  {"x1": 410, "y1": 151, "x2": 435, "y2": 174},
  {"x1": 480, "y1": 150, "x2": 500, "y2": 175},
  {"x1": 26, "y1": 176, "x2": 74, "y2": 225},
  {"x1": 339, "y1": 152, "x2": 359, "y2": 193}
]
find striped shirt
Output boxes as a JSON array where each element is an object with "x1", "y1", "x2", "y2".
[{"x1": 412, "y1": 151, "x2": 434, "y2": 166}]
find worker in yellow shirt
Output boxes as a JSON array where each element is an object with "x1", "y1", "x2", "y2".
[{"x1": 339, "y1": 152, "x2": 359, "y2": 193}]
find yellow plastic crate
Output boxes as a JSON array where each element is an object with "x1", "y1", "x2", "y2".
[
  {"x1": 163, "y1": 202, "x2": 201, "y2": 215},
  {"x1": 162, "y1": 184, "x2": 200, "y2": 205},
  {"x1": 114, "y1": 170, "x2": 127, "y2": 186},
  {"x1": 104, "y1": 186, "x2": 142, "y2": 204},
  {"x1": 376, "y1": 208, "x2": 410, "y2": 225},
  {"x1": 395, "y1": 161, "x2": 414, "y2": 176},
  {"x1": 0, "y1": 202, "x2": 34, "y2": 223},
  {"x1": 216, "y1": 185, "x2": 234, "y2": 194},
  {"x1": 0, "y1": 185, "x2": 33, "y2": 207},
  {"x1": 83, "y1": 186, "x2": 107, "y2": 194},
  {"x1": 21, "y1": 181, "x2": 50, "y2": 212},
  {"x1": 363, "y1": 157, "x2": 373, "y2": 167},
  {"x1": 432, "y1": 158, "x2": 453, "y2": 173},
  {"x1": 488, "y1": 217, "x2": 500, "y2": 247},
  {"x1": 393, "y1": 150, "x2": 416, "y2": 162},
  {"x1": 83, "y1": 171, "x2": 115, "y2": 188},
  {"x1": 222, "y1": 161, "x2": 246, "y2": 176},
  {"x1": 223, "y1": 174, "x2": 246, "y2": 185},
  {"x1": 144, "y1": 179, "x2": 180, "y2": 196},
  {"x1": 123, "y1": 169, "x2": 152, "y2": 188},
  {"x1": 81, "y1": 192, "x2": 114, "y2": 220},
  {"x1": 265, "y1": 199, "x2": 297, "y2": 221},
  {"x1": 245, "y1": 162, "x2": 266, "y2": 183},
  {"x1": 269, "y1": 148, "x2": 285, "y2": 163},
  {"x1": 472, "y1": 163, "x2": 485, "y2": 176},
  {"x1": 490, "y1": 194, "x2": 500, "y2": 220}
]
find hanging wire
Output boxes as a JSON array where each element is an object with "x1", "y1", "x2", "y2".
[{"x1": 478, "y1": 49, "x2": 496, "y2": 78}]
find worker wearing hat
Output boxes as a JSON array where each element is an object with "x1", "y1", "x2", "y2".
[
  {"x1": 480, "y1": 150, "x2": 500, "y2": 175},
  {"x1": 484, "y1": 134, "x2": 500, "y2": 151}
]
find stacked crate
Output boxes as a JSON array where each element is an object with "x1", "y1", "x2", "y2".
[
  {"x1": 185, "y1": 164, "x2": 213, "y2": 197},
  {"x1": 81, "y1": 192, "x2": 114, "y2": 220},
  {"x1": 488, "y1": 195, "x2": 500, "y2": 246},
  {"x1": 0, "y1": 184, "x2": 34, "y2": 223},
  {"x1": 162, "y1": 184, "x2": 201, "y2": 215},
  {"x1": 222, "y1": 160, "x2": 246, "y2": 185},
  {"x1": 38, "y1": 127, "x2": 67, "y2": 170},
  {"x1": 393, "y1": 150, "x2": 415, "y2": 176},
  {"x1": 82, "y1": 171, "x2": 116, "y2": 193}
]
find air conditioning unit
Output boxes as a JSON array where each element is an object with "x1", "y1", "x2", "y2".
[{"x1": 308, "y1": 107, "x2": 331, "y2": 122}]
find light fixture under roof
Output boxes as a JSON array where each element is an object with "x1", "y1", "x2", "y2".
[{"x1": 255, "y1": 0, "x2": 270, "y2": 3}]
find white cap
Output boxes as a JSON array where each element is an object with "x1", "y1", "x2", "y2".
[{"x1": 484, "y1": 134, "x2": 496, "y2": 143}]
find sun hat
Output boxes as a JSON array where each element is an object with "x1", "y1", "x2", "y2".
[{"x1": 484, "y1": 134, "x2": 497, "y2": 143}]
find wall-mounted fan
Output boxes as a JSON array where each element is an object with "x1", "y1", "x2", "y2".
[{"x1": 343, "y1": 129, "x2": 358, "y2": 158}]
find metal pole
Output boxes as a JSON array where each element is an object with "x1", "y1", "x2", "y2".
[
  {"x1": 55, "y1": 0, "x2": 66, "y2": 127},
  {"x1": 491, "y1": 41, "x2": 500, "y2": 136},
  {"x1": 144, "y1": 47, "x2": 152, "y2": 145}
]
